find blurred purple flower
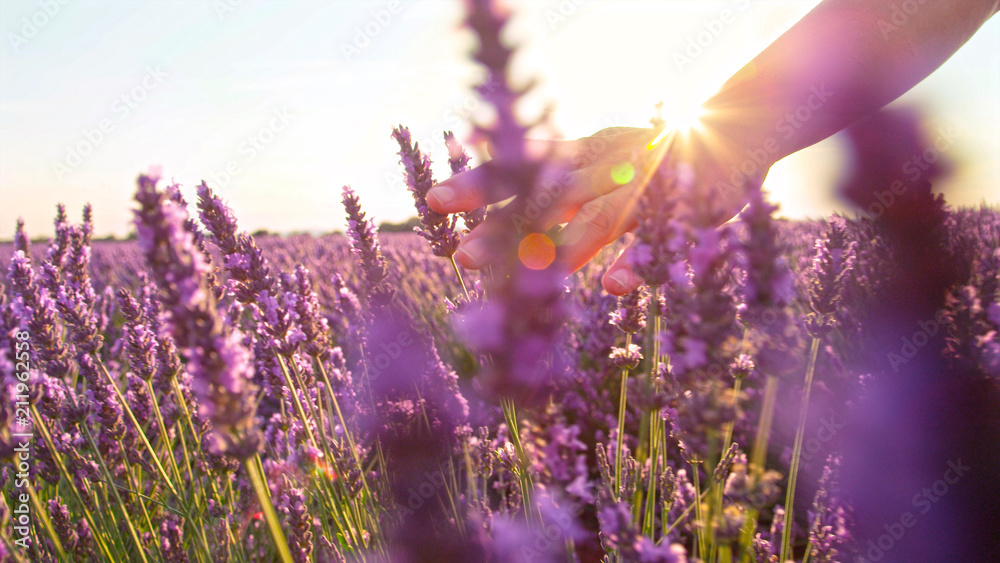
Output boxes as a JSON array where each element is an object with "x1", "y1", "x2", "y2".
[{"x1": 134, "y1": 172, "x2": 261, "y2": 459}]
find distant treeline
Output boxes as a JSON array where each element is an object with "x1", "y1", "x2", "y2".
[{"x1": 1, "y1": 217, "x2": 428, "y2": 244}]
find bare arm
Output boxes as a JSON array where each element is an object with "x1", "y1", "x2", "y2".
[
  {"x1": 427, "y1": 0, "x2": 999, "y2": 295},
  {"x1": 702, "y1": 0, "x2": 1000, "y2": 171}
]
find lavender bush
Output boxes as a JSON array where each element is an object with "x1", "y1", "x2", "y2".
[{"x1": 2, "y1": 1, "x2": 999, "y2": 562}]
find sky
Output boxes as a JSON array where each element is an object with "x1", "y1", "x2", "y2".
[{"x1": 1, "y1": 0, "x2": 998, "y2": 239}]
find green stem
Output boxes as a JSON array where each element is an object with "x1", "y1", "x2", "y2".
[
  {"x1": 274, "y1": 354, "x2": 318, "y2": 448},
  {"x1": 119, "y1": 449, "x2": 165, "y2": 562},
  {"x1": 170, "y1": 376, "x2": 201, "y2": 457},
  {"x1": 614, "y1": 333, "x2": 633, "y2": 501},
  {"x1": 750, "y1": 375, "x2": 779, "y2": 480},
  {"x1": 166, "y1": 375, "x2": 219, "y2": 561},
  {"x1": 643, "y1": 413, "x2": 660, "y2": 537},
  {"x1": 501, "y1": 398, "x2": 538, "y2": 525},
  {"x1": 690, "y1": 459, "x2": 707, "y2": 561},
  {"x1": 96, "y1": 359, "x2": 181, "y2": 500},
  {"x1": 711, "y1": 377, "x2": 743, "y2": 562},
  {"x1": 780, "y1": 337, "x2": 821, "y2": 563},
  {"x1": 449, "y1": 255, "x2": 470, "y2": 301},
  {"x1": 244, "y1": 455, "x2": 293, "y2": 563},
  {"x1": 80, "y1": 424, "x2": 150, "y2": 563},
  {"x1": 25, "y1": 483, "x2": 67, "y2": 561},
  {"x1": 738, "y1": 373, "x2": 780, "y2": 561},
  {"x1": 643, "y1": 294, "x2": 663, "y2": 539},
  {"x1": 146, "y1": 379, "x2": 186, "y2": 492},
  {"x1": 29, "y1": 405, "x2": 115, "y2": 560},
  {"x1": 316, "y1": 359, "x2": 374, "y2": 503},
  {"x1": 661, "y1": 476, "x2": 715, "y2": 539}
]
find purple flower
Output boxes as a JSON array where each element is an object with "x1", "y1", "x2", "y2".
[
  {"x1": 285, "y1": 266, "x2": 332, "y2": 360},
  {"x1": 806, "y1": 217, "x2": 856, "y2": 337},
  {"x1": 41, "y1": 203, "x2": 72, "y2": 293},
  {"x1": 14, "y1": 217, "x2": 31, "y2": 261},
  {"x1": 55, "y1": 283, "x2": 103, "y2": 354},
  {"x1": 808, "y1": 456, "x2": 852, "y2": 562},
  {"x1": 118, "y1": 289, "x2": 158, "y2": 380},
  {"x1": 134, "y1": 172, "x2": 261, "y2": 459},
  {"x1": 738, "y1": 182, "x2": 797, "y2": 321},
  {"x1": 342, "y1": 185, "x2": 393, "y2": 309},
  {"x1": 277, "y1": 483, "x2": 314, "y2": 563},
  {"x1": 392, "y1": 125, "x2": 461, "y2": 257},
  {"x1": 609, "y1": 344, "x2": 642, "y2": 370},
  {"x1": 730, "y1": 353, "x2": 755, "y2": 380},
  {"x1": 48, "y1": 498, "x2": 79, "y2": 554},
  {"x1": 628, "y1": 164, "x2": 689, "y2": 287},
  {"x1": 160, "y1": 515, "x2": 189, "y2": 563},
  {"x1": 197, "y1": 182, "x2": 276, "y2": 305},
  {"x1": 6, "y1": 250, "x2": 73, "y2": 378},
  {"x1": 598, "y1": 501, "x2": 688, "y2": 562},
  {"x1": 457, "y1": 0, "x2": 569, "y2": 404},
  {"x1": 609, "y1": 286, "x2": 649, "y2": 334}
]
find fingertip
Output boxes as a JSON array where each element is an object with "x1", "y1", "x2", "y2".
[
  {"x1": 427, "y1": 185, "x2": 457, "y2": 213},
  {"x1": 603, "y1": 267, "x2": 640, "y2": 295},
  {"x1": 454, "y1": 237, "x2": 490, "y2": 270}
]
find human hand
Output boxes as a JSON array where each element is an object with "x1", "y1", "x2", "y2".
[{"x1": 427, "y1": 125, "x2": 754, "y2": 295}]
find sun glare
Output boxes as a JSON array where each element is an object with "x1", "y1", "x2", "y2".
[
  {"x1": 663, "y1": 100, "x2": 707, "y2": 132},
  {"x1": 647, "y1": 98, "x2": 707, "y2": 149}
]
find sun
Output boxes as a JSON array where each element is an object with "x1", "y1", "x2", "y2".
[
  {"x1": 647, "y1": 96, "x2": 708, "y2": 149},
  {"x1": 664, "y1": 99, "x2": 707, "y2": 132}
]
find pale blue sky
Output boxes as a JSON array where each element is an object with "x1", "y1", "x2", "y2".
[{"x1": 1, "y1": 0, "x2": 998, "y2": 238}]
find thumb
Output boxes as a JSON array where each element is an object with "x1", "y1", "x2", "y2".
[{"x1": 602, "y1": 240, "x2": 644, "y2": 295}]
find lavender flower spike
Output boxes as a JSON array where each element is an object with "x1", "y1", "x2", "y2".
[
  {"x1": 14, "y1": 217, "x2": 31, "y2": 260},
  {"x1": 134, "y1": 172, "x2": 261, "y2": 459},
  {"x1": 342, "y1": 185, "x2": 393, "y2": 308},
  {"x1": 806, "y1": 216, "x2": 856, "y2": 337},
  {"x1": 392, "y1": 125, "x2": 461, "y2": 257}
]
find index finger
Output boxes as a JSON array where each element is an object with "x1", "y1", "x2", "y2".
[
  {"x1": 427, "y1": 139, "x2": 581, "y2": 214},
  {"x1": 428, "y1": 130, "x2": 657, "y2": 214},
  {"x1": 427, "y1": 166, "x2": 496, "y2": 214}
]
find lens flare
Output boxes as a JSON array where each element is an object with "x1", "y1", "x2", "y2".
[
  {"x1": 648, "y1": 99, "x2": 707, "y2": 149},
  {"x1": 610, "y1": 162, "x2": 636, "y2": 185},
  {"x1": 518, "y1": 232, "x2": 556, "y2": 270}
]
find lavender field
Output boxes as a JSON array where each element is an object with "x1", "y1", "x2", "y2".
[
  {"x1": 4, "y1": 175, "x2": 999, "y2": 562},
  {"x1": 3, "y1": 1, "x2": 1000, "y2": 563}
]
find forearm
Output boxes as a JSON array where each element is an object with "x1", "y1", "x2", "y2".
[{"x1": 700, "y1": 0, "x2": 999, "y2": 168}]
